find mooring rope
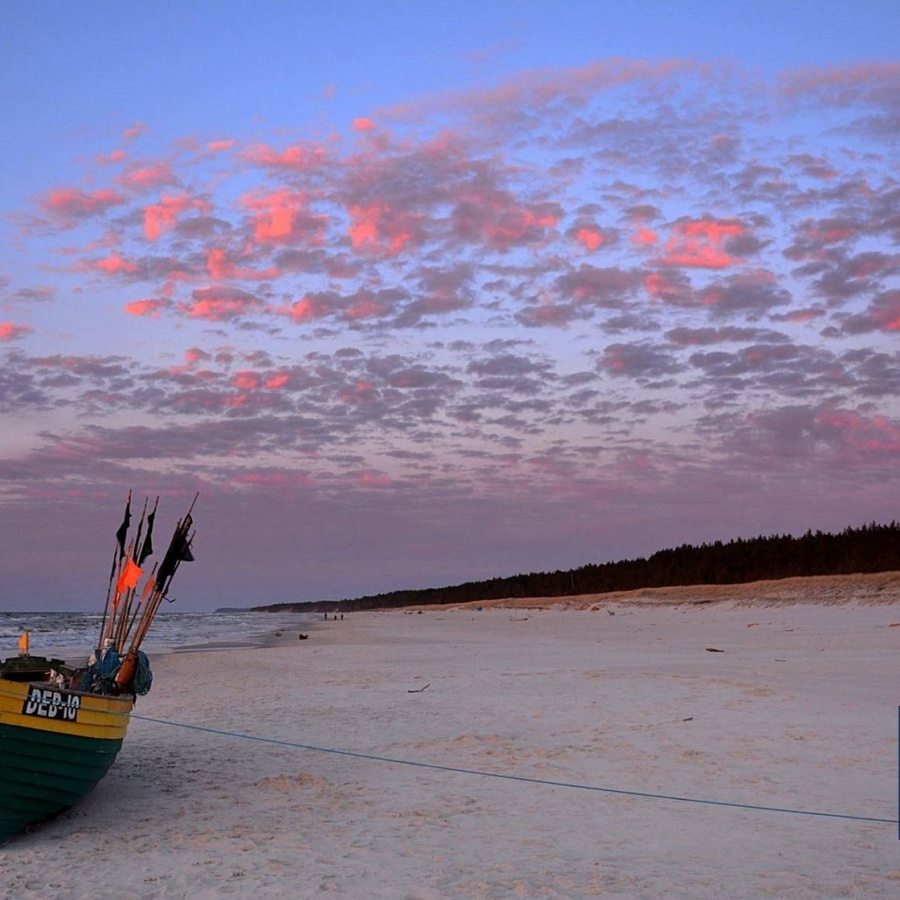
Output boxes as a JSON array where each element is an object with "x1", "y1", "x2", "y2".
[{"x1": 131, "y1": 713, "x2": 898, "y2": 826}]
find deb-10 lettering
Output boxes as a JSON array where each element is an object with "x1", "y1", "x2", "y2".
[{"x1": 21, "y1": 686, "x2": 81, "y2": 722}]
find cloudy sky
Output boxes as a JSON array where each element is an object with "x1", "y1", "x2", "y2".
[{"x1": 1, "y1": 2, "x2": 898, "y2": 611}]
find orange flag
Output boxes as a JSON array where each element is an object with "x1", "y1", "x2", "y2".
[{"x1": 116, "y1": 558, "x2": 143, "y2": 596}]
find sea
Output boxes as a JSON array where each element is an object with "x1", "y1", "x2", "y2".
[{"x1": 0, "y1": 609, "x2": 314, "y2": 662}]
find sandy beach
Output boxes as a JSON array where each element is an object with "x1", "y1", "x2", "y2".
[{"x1": 3, "y1": 573, "x2": 900, "y2": 898}]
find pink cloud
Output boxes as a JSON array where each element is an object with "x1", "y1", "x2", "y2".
[
  {"x1": 339, "y1": 380, "x2": 377, "y2": 403},
  {"x1": 807, "y1": 219, "x2": 856, "y2": 243},
  {"x1": 0, "y1": 321, "x2": 32, "y2": 341},
  {"x1": 602, "y1": 345, "x2": 629, "y2": 372},
  {"x1": 516, "y1": 301, "x2": 582, "y2": 327},
  {"x1": 784, "y1": 217, "x2": 864, "y2": 262},
  {"x1": 452, "y1": 191, "x2": 559, "y2": 251},
  {"x1": 206, "y1": 247, "x2": 279, "y2": 281},
  {"x1": 869, "y1": 290, "x2": 900, "y2": 332},
  {"x1": 658, "y1": 219, "x2": 746, "y2": 269},
  {"x1": 574, "y1": 226, "x2": 605, "y2": 251},
  {"x1": 124, "y1": 298, "x2": 172, "y2": 317},
  {"x1": 232, "y1": 370, "x2": 260, "y2": 391},
  {"x1": 665, "y1": 326, "x2": 719, "y2": 346},
  {"x1": 231, "y1": 470, "x2": 317, "y2": 489},
  {"x1": 556, "y1": 265, "x2": 641, "y2": 307},
  {"x1": 91, "y1": 253, "x2": 139, "y2": 275},
  {"x1": 265, "y1": 373, "x2": 290, "y2": 390},
  {"x1": 144, "y1": 194, "x2": 207, "y2": 240},
  {"x1": 283, "y1": 294, "x2": 334, "y2": 323},
  {"x1": 643, "y1": 270, "x2": 698, "y2": 307},
  {"x1": 816, "y1": 408, "x2": 900, "y2": 453},
  {"x1": 348, "y1": 204, "x2": 423, "y2": 256},
  {"x1": 778, "y1": 63, "x2": 900, "y2": 106},
  {"x1": 345, "y1": 298, "x2": 388, "y2": 320},
  {"x1": 97, "y1": 149, "x2": 127, "y2": 165},
  {"x1": 774, "y1": 307, "x2": 824, "y2": 324},
  {"x1": 42, "y1": 187, "x2": 124, "y2": 222},
  {"x1": 242, "y1": 188, "x2": 328, "y2": 246},
  {"x1": 242, "y1": 142, "x2": 330, "y2": 171},
  {"x1": 184, "y1": 347, "x2": 212, "y2": 365},
  {"x1": 179, "y1": 287, "x2": 264, "y2": 321},
  {"x1": 118, "y1": 162, "x2": 178, "y2": 191},
  {"x1": 207, "y1": 139, "x2": 237, "y2": 152},
  {"x1": 692, "y1": 271, "x2": 790, "y2": 318},
  {"x1": 164, "y1": 347, "x2": 217, "y2": 376},
  {"x1": 786, "y1": 153, "x2": 838, "y2": 181},
  {"x1": 357, "y1": 471, "x2": 391, "y2": 487},
  {"x1": 123, "y1": 122, "x2": 147, "y2": 140},
  {"x1": 352, "y1": 117, "x2": 377, "y2": 131},
  {"x1": 632, "y1": 226, "x2": 658, "y2": 247},
  {"x1": 382, "y1": 58, "x2": 700, "y2": 128},
  {"x1": 223, "y1": 392, "x2": 247, "y2": 409}
]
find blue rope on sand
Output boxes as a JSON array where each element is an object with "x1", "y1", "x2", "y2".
[{"x1": 131, "y1": 714, "x2": 898, "y2": 826}]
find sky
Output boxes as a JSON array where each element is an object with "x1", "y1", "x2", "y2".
[{"x1": 1, "y1": 1, "x2": 898, "y2": 611}]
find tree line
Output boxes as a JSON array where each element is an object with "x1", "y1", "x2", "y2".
[{"x1": 252, "y1": 520, "x2": 900, "y2": 614}]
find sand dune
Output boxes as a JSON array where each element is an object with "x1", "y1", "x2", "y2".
[{"x1": 433, "y1": 570, "x2": 900, "y2": 610}]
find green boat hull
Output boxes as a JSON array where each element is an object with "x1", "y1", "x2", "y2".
[{"x1": 0, "y1": 721, "x2": 124, "y2": 843}]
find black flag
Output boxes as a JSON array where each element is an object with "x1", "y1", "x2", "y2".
[
  {"x1": 115, "y1": 495, "x2": 131, "y2": 560},
  {"x1": 156, "y1": 514, "x2": 195, "y2": 593},
  {"x1": 138, "y1": 508, "x2": 155, "y2": 566}
]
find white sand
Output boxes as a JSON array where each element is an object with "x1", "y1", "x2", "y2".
[{"x1": 3, "y1": 573, "x2": 900, "y2": 898}]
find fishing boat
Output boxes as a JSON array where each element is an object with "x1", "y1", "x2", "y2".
[{"x1": 0, "y1": 494, "x2": 196, "y2": 844}]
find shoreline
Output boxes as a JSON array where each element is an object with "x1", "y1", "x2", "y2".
[
  {"x1": 4, "y1": 616, "x2": 320, "y2": 668},
  {"x1": 7, "y1": 571, "x2": 899, "y2": 664}
]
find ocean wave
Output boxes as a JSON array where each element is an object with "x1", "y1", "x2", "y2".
[{"x1": 0, "y1": 610, "x2": 312, "y2": 659}]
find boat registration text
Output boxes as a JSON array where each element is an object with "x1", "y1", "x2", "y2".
[{"x1": 21, "y1": 686, "x2": 81, "y2": 721}]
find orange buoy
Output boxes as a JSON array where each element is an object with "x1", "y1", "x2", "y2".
[{"x1": 114, "y1": 650, "x2": 139, "y2": 688}]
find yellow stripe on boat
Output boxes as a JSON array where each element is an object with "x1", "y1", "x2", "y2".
[{"x1": 0, "y1": 680, "x2": 132, "y2": 741}]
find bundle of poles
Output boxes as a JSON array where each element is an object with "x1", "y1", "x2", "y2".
[{"x1": 99, "y1": 492, "x2": 197, "y2": 655}]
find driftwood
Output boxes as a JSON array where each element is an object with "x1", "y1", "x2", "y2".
[{"x1": 407, "y1": 683, "x2": 430, "y2": 693}]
